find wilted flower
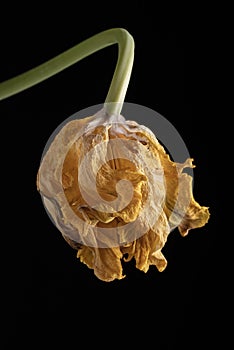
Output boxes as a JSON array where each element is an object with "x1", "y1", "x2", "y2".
[{"x1": 37, "y1": 109, "x2": 210, "y2": 282}]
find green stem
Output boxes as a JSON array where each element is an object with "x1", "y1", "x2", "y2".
[{"x1": 0, "y1": 28, "x2": 134, "y2": 116}]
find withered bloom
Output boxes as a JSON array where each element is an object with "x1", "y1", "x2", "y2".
[{"x1": 37, "y1": 109, "x2": 210, "y2": 282}]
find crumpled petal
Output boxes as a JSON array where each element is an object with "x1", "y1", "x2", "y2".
[
  {"x1": 78, "y1": 246, "x2": 124, "y2": 282},
  {"x1": 37, "y1": 109, "x2": 210, "y2": 282}
]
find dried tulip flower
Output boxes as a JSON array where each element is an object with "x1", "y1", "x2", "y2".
[
  {"x1": 0, "y1": 28, "x2": 210, "y2": 282},
  {"x1": 36, "y1": 107, "x2": 210, "y2": 281}
]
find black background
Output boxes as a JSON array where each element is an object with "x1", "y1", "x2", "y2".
[{"x1": 1, "y1": 3, "x2": 221, "y2": 349}]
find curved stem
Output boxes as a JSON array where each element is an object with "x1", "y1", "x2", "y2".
[{"x1": 0, "y1": 28, "x2": 134, "y2": 116}]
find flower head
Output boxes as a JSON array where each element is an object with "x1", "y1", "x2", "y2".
[{"x1": 37, "y1": 108, "x2": 210, "y2": 282}]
